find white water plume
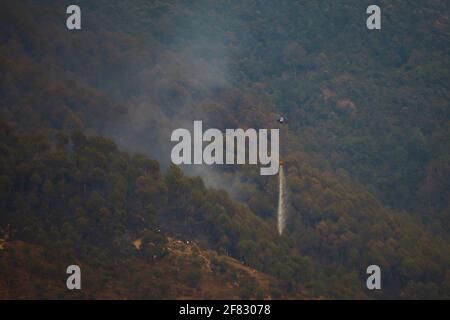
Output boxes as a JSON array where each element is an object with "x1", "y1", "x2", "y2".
[{"x1": 277, "y1": 165, "x2": 287, "y2": 235}]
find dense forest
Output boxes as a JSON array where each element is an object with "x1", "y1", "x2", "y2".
[{"x1": 0, "y1": 0, "x2": 449, "y2": 299}]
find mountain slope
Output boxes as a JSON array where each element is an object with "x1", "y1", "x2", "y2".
[{"x1": 0, "y1": 0, "x2": 449, "y2": 299}]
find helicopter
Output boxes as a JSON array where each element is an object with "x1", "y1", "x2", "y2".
[{"x1": 277, "y1": 115, "x2": 286, "y2": 124}]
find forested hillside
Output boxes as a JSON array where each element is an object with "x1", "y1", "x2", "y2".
[{"x1": 0, "y1": 0, "x2": 449, "y2": 299}]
